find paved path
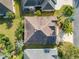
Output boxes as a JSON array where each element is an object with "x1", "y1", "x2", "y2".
[{"x1": 74, "y1": 7, "x2": 79, "y2": 47}]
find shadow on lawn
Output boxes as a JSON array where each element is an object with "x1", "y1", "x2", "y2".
[{"x1": 0, "y1": 18, "x2": 14, "y2": 29}]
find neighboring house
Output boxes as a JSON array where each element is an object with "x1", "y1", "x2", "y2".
[
  {"x1": 24, "y1": 48, "x2": 58, "y2": 59},
  {"x1": 22, "y1": 0, "x2": 57, "y2": 12},
  {"x1": 0, "y1": 0, "x2": 15, "y2": 15},
  {"x1": 24, "y1": 16, "x2": 59, "y2": 45},
  {"x1": 22, "y1": 0, "x2": 74, "y2": 12}
]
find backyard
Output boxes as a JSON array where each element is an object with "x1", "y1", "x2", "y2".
[{"x1": 0, "y1": 0, "x2": 21, "y2": 48}]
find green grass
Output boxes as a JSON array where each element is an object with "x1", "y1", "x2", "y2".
[
  {"x1": 16, "y1": 52, "x2": 23, "y2": 59},
  {"x1": 0, "y1": 0, "x2": 21, "y2": 48},
  {"x1": 14, "y1": 0, "x2": 21, "y2": 18},
  {"x1": 0, "y1": 19, "x2": 20, "y2": 48}
]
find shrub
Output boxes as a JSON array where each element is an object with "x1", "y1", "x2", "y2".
[
  {"x1": 15, "y1": 21, "x2": 24, "y2": 40},
  {"x1": 5, "y1": 11, "x2": 15, "y2": 19},
  {"x1": 34, "y1": 10, "x2": 42, "y2": 16}
]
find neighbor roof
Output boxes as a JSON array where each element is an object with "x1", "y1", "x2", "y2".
[
  {"x1": 23, "y1": 0, "x2": 56, "y2": 11},
  {"x1": 0, "y1": 0, "x2": 14, "y2": 14},
  {"x1": 41, "y1": 0, "x2": 55, "y2": 11},
  {"x1": 24, "y1": 0, "x2": 44, "y2": 6}
]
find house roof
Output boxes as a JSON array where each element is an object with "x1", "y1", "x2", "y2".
[
  {"x1": 25, "y1": 16, "x2": 57, "y2": 35},
  {"x1": 0, "y1": 0, "x2": 14, "y2": 14},
  {"x1": 24, "y1": 16, "x2": 57, "y2": 44}
]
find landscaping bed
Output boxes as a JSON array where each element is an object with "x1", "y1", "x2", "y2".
[
  {"x1": 24, "y1": 11, "x2": 55, "y2": 16},
  {"x1": 24, "y1": 44, "x2": 56, "y2": 49}
]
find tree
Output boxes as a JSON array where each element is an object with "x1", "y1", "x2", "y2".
[
  {"x1": 5, "y1": 11, "x2": 15, "y2": 19},
  {"x1": 58, "y1": 42, "x2": 79, "y2": 59},
  {"x1": 62, "y1": 18, "x2": 73, "y2": 34},
  {"x1": 60, "y1": 5, "x2": 74, "y2": 17}
]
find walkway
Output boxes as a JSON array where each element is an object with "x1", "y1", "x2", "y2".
[{"x1": 74, "y1": 7, "x2": 79, "y2": 47}]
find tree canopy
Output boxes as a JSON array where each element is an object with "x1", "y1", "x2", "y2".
[
  {"x1": 60, "y1": 5, "x2": 74, "y2": 17},
  {"x1": 58, "y1": 42, "x2": 79, "y2": 59},
  {"x1": 62, "y1": 18, "x2": 73, "y2": 34},
  {"x1": 56, "y1": 5, "x2": 74, "y2": 34},
  {"x1": 0, "y1": 34, "x2": 14, "y2": 57}
]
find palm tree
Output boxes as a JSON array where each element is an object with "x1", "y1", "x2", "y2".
[
  {"x1": 0, "y1": 34, "x2": 14, "y2": 59},
  {"x1": 60, "y1": 5, "x2": 74, "y2": 17}
]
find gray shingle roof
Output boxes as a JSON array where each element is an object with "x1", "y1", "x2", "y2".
[
  {"x1": 41, "y1": 0, "x2": 55, "y2": 11},
  {"x1": 23, "y1": 0, "x2": 56, "y2": 11},
  {"x1": 42, "y1": 3, "x2": 54, "y2": 10},
  {"x1": 24, "y1": 0, "x2": 37, "y2": 6},
  {"x1": 0, "y1": 3, "x2": 9, "y2": 14},
  {"x1": 24, "y1": 0, "x2": 44, "y2": 6},
  {"x1": 0, "y1": 0, "x2": 14, "y2": 14}
]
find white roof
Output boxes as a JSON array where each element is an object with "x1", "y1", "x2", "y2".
[{"x1": 24, "y1": 48, "x2": 58, "y2": 59}]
